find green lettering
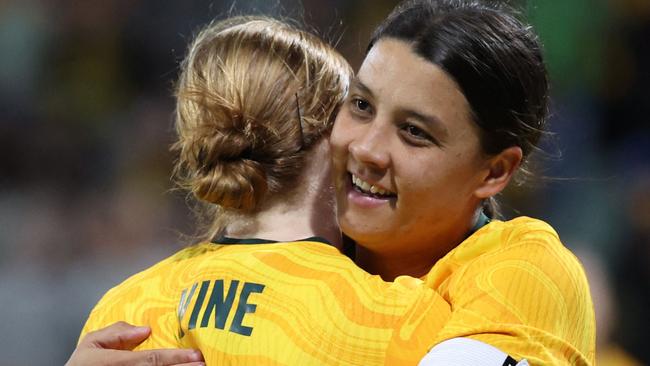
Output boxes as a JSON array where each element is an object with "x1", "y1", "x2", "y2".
[
  {"x1": 229, "y1": 282, "x2": 265, "y2": 336},
  {"x1": 188, "y1": 280, "x2": 210, "y2": 330},
  {"x1": 177, "y1": 283, "x2": 198, "y2": 338},
  {"x1": 201, "y1": 279, "x2": 239, "y2": 329}
]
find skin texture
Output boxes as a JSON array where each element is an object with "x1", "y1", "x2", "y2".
[
  {"x1": 330, "y1": 38, "x2": 521, "y2": 280},
  {"x1": 66, "y1": 322, "x2": 205, "y2": 366}
]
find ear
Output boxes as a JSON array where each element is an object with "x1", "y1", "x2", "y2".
[{"x1": 474, "y1": 146, "x2": 523, "y2": 199}]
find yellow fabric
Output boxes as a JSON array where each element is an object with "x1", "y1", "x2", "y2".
[
  {"x1": 81, "y1": 217, "x2": 595, "y2": 365},
  {"x1": 423, "y1": 217, "x2": 596, "y2": 365},
  {"x1": 81, "y1": 240, "x2": 450, "y2": 365}
]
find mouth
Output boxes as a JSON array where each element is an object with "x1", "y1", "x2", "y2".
[{"x1": 349, "y1": 173, "x2": 396, "y2": 199}]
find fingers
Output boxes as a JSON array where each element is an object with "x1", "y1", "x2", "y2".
[
  {"x1": 70, "y1": 322, "x2": 204, "y2": 366},
  {"x1": 66, "y1": 348, "x2": 204, "y2": 366},
  {"x1": 130, "y1": 349, "x2": 204, "y2": 366},
  {"x1": 80, "y1": 321, "x2": 151, "y2": 350},
  {"x1": 107, "y1": 349, "x2": 204, "y2": 366}
]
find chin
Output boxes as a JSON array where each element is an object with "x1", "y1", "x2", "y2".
[{"x1": 339, "y1": 217, "x2": 390, "y2": 247}]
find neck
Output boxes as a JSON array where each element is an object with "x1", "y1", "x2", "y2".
[
  {"x1": 225, "y1": 140, "x2": 342, "y2": 250},
  {"x1": 354, "y1": 209, "x2": 483, "y2": 281},
  {"x1": 354, "y1": 246, "x2": 435, "y2": 281},
  {"x1": 227, "y1": 200, "x2": 340, "y2": 249}
]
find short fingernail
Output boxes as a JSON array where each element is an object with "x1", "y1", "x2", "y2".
[
  {"x1": 130, "y1": 326, "x2": 150, "y2": 335},
  {"x1": 191, "y1": 350, "x2": 204, "y2": 361}
]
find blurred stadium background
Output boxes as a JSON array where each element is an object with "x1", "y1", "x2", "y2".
[{"x1": 0, "y1": 0, "x2": 648, "y2": 364}]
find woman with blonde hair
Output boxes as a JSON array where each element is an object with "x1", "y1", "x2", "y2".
[{"x1": 70, "y1": 15, "x2": 451, "y2": 366}]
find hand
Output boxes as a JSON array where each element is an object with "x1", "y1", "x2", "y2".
[{"x1": 66, "y1": 321, "x2": 204, "y2": 366}]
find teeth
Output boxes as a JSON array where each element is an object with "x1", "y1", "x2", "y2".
[
  {"x1": 360, "y1": 180, "x2": 371, "y2": 192},
  {"x1": 351, "y1": 174, "x2": 392, "y2": 196}
]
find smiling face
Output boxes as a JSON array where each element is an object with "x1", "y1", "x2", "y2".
[{"x1": 330, "y1": 38, "x2": 493, "y2": 265}]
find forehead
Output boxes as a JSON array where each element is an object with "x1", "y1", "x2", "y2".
[{"x1": 357, "y1": 38, "x2": 472, "y2": 125}]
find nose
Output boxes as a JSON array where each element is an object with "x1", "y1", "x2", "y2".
[{"x1": 349, "y1": 121, "x2": 390, "y2": 170}]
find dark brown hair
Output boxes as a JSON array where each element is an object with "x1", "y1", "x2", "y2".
[{"x1": 370, "y1": 0, "x2": 549, "y2": 217}]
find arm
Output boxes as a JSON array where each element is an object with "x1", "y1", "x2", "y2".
[{"x1": 80, "y1": 257, "x2": 184, "y2": 350}]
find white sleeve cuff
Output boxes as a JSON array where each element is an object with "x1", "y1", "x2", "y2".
[{"x1": 418, "y1": 337, "x2": 529, "y2": 366}]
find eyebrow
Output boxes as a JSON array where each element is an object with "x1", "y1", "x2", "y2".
[
  {"x1": 350, "y1": 77, "x2": 373, "y2": 98},
  {"x1": 352, "y1": 77, "x2": 449, "y2": 140}
]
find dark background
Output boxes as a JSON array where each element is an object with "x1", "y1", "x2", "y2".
[{"x1": 0, "y1": 1, "x2": 648, "y2": 364}]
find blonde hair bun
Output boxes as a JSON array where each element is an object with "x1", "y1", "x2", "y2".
[
  {"x1": 191, "y1": 126, "x2": 266, "y2": 211},
  {"x1": 173, "y1": 16, "x2": 351, "y2": 213}
]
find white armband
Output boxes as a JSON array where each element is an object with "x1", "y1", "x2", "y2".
[{"x1": 418, "y1": 338, "x2": 529, "y2": 366}]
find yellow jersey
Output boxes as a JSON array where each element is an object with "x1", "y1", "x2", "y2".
[
  {"x1": 81, "y1": 217, "x2": 595, "y2": 365},
  {"x1": 81, "y1": 237, "x2": 450, "y2": 365},
  {"x1": 422, "y1": 216, "x2": 596, "y2": 365}
]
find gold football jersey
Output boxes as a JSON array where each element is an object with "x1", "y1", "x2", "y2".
[
  {"x1": 81, "y1": 237, "x2": 450, "y2": 365},
  {"x1": 422, "y1": 217, "x2": 596, "y2": 365},
  {"x1": 81, "y1": 217, "x2": 595, "y2": 365}
]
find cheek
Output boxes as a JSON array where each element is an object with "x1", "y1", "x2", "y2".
[
  {"x1": 329, "y1": 116, "x2": 352, "y2": 165},
  {"x1": 397, "y1": 157, "x2": 468, "y2": 204},
  {"x1": 329, "y1": 127, "x2": 344, "y2": 155}
]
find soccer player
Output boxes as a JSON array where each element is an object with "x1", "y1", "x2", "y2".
[
  {"x1": 69, "y1": 1, "x2": 595, "y2": 365},
  {"x1": 331, "y1": 1, "x2": 596, "y2": 363}
]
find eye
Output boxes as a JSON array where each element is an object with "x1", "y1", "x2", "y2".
[
  {"x1": 349, "y1": 97, "x2": 373, "y2": 116},
  {"x1": 354, "y1": 98, "x2": 370, "y2": 111},
  {"x1": 399, "y1": 123, "x2": 438, "y2": 146},
  {"x1": 404, "y1": 124, "x2": 428, "y2": 138}
]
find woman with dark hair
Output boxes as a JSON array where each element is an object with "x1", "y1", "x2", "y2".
[
  {"x1": 329, "y1": 1, "x2": 594, "y2": 364},
  {"x1": 69, "y1": 1, "x2": 595, "y2": 365},
  {"x1": 334, "y1": 0, "x2": 550, "y2": 279}
]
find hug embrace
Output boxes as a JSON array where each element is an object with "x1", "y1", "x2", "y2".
[{"x1": 68, "y1": 1, "x2": 596, "y2": 365}]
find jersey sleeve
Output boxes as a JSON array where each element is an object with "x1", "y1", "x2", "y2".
[
  {"x1": 432, "y1": 221, "x2": 596, "y2": 365},
  {"x1": 79, "y1": 257, "x2": 182, "y2": 350}
]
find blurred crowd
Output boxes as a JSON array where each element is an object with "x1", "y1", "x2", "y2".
[{"x1": 0, "y1": 0, "x2": 647, "y2": 364}]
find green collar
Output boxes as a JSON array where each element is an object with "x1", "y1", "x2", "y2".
[
  {"x1": 470, "y1": 211, "x2": 491, "y2": 234},
  {"x1": 213, "y1": 236, "x2": 331, "y2": 245}
]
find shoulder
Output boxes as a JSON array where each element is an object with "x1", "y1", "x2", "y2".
[
  {"x1": 432, "y1": 217, "x2": 596, "y2": 364},
  {"x1": 476, "y1": 216, "x2": 561, "y2": 251},
  {"x1": 82, "y1": 245, "x2": 211, "y2": 333},
  {"x1": 102, "y1": 244, "x2": 209, "y2": 297},
  {"x1": 486, "y1": 217, "x2": 587, "y2": 283},
  {"x1": 457, "y1": 216, "x2": 584, "y2": 275},
  {"x1": 452, "y1": 216, "x2": 593, "y2": 311},
  {"x1": 431, "y1": 217, "x2": 589, "y2": 291},
  {"x1": 496, "y1": 216, "x2": 561, "y2": 248}
]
